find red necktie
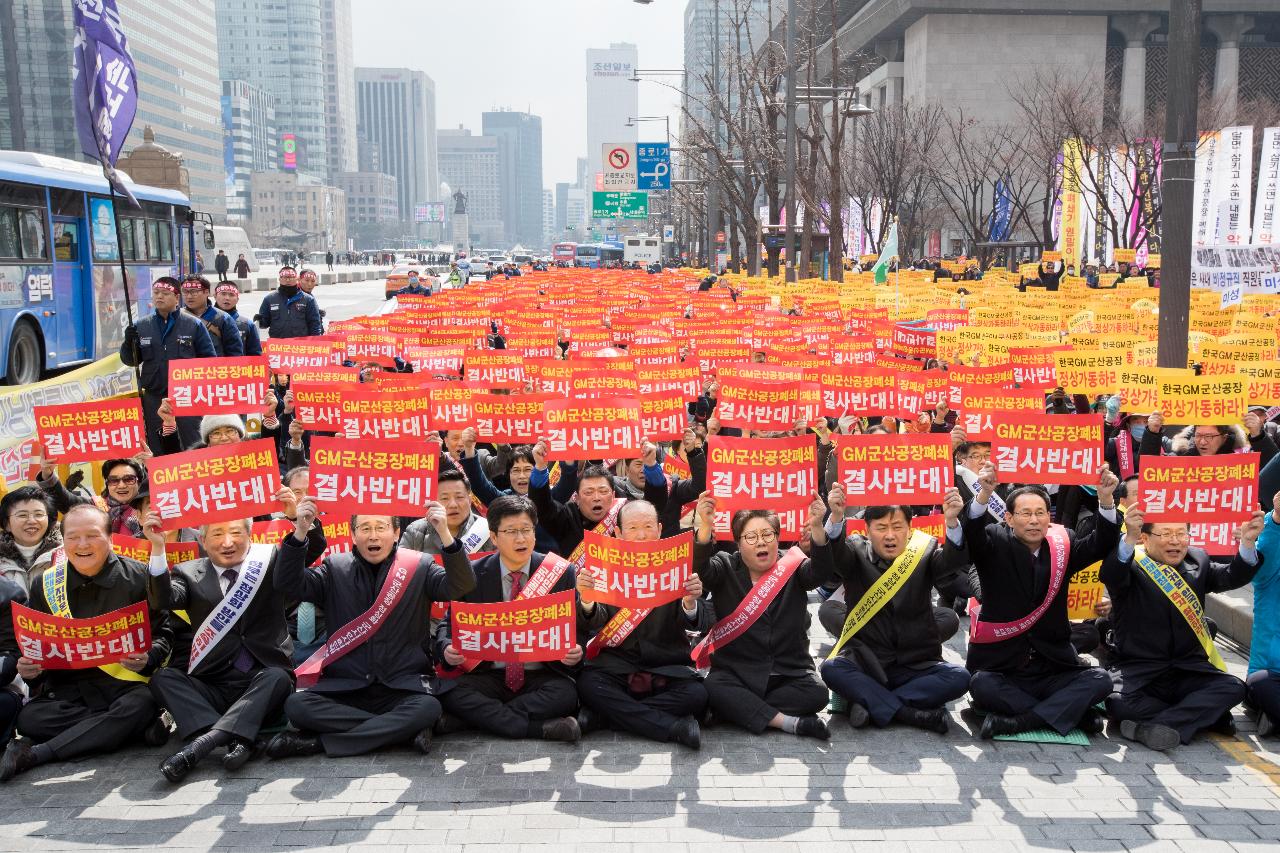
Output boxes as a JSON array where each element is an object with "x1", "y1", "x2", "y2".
[{"x1": 504, "y1": 571, "x2": 525, "y2": 692}]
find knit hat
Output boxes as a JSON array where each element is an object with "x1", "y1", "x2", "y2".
[{"x1": 199, "y1": 414, "x2": 246, "y2": 445}]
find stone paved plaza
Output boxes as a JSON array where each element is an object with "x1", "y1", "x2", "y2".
[{"x1": 3, "y1": 607, "x2": 1280, "y2": 853}]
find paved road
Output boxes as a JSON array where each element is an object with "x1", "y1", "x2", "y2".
[
  {"x1": 3, "y1": 604, "x2": 1279, "y2": 852},
  {"x1": 309, "y1": 277, "x2": 391, "y2": 326}
]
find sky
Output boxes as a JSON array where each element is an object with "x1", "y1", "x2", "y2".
[{"x1": 352, "y1": 0, "x2": 686, "y2": 188}]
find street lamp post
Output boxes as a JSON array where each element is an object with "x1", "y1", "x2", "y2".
[{"x1": 782, "y1": 0, "x2": 798, "y2": 282}]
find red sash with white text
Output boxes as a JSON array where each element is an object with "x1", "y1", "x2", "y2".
[
  {"x1": 585, "y1": 605, "x2": 654, "y2": 658},
  {"x1": 566, "y1": 498, "x2": 626, "y2": 569},
  {"x1": 1116, "y1": 433, "x2": 1135, "y2": 480},
  {"x1": 295, "y1": 547, "x2": 421, "y2": 688},
  {"x1": 690, "y1": 546, "x2": 807, "y2": 668},
  {"x1": 969, "y1": 524, "x2": 1071, "y2": 644}
]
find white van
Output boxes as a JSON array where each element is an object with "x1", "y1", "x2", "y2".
[{"x1": 196, "y1": 225, "x2": 259, "y2": 276}]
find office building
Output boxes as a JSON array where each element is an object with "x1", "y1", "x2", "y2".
[
  {"x1": 222, "y1": 80, "x2": 277, "y2": 220},
  {"x1": 0, "y1": 3, "x2": 77, "y2": 158},
  {"x1": 217, "y1": 0, "x2": 329, "y2": 179},
  {"x1": 543, "y1": 189, "x2": 555, "y2": 248},
  {"x1": 335, "y1": 171, "x2": 398, "y2": 247},
  {"x1": 585, "y1": 44, "x2": 638, "y2": 194},
  {"x1": 683, "y1": 1, "x2": 773, "y2": 137},
  {"x1": 482, "y1": 110, "x2": 544, "y2": 246},
  {"x1": 249, "y1": 170, "x2": 346, "y2": 251},
  {"x1": 323, "y1": 0, "x2": 357, "y2": 178},
  {"x1": 356, "y1": 67, "x2": 438, "y2": 226},
  {"x1": 437, "y1": 127, "x2": 503, "y2": 248}
]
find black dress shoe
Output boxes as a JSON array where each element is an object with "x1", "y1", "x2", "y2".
[
  {"x1": 222, "y1": 739, "x2": 253, "y2": 771},
  {"x1": 577, "y1": 706, "x2": 605, "y2": 735},
  {"x1": 412, "y1": 728, "x2": 433, "y2": 755},
  {"x1": 669, "y1": 717, "x2": 701, "y2": 750},
  {"x1": 979, "y1": 713, "x2": 1023, "y2": 739},
  {"x1": 1210, "y1": 711, "x2": 1237, "y2": 736},
  {"x1": 159, "y1": 749, "x2": 198, "y2": 784},
  {"x1": 433, "y1": 713, "x2": 467, "y2": 736},
  {"x1": 143, "y1": 716, "x2": 171, "y2": 747},
  {"x1": 794, "y1": 716, "x2": 830, "y2": 740},
  {"x1": 1078, "y1": 708, "x2": 1106, "y2": 735},
  {"x1": 265, "y1": 731, "x2": 323, "y2": 759},
  {"x1": 0, "y1": 740, "x2": 39, "y2": 783},
  {"x1": 1119, "y1": 719, "x2": 1180, "y2": 751},
  {"x1": 895, "y1": 706, "x2": 949, "y2": 734},
  {"x1": 540, "y1": 717, "x2": 581, "y2": 743}
]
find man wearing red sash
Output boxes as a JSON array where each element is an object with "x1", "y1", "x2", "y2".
[
  {"x1": 435, "y1": 496, "x2": 602, "y2": 742},
  {"x1": 265, "y1": 499, "x2": 475, "y2": 759},
  {"x1": 528, "y1": 441, "x2": 624, "y2": 558},
  {"x1": 576, "y1": 500, "x2": 711, "y2": 748},
  {"x1": 145, "y1": 512, "x2": 297, "y2": 783},
  {"x1": 1, "y1": 505, "x2": 173, "y2": 782},
  {"x1": 953, "y1": 462, "x2": 1121, "y2": 739},
  {"x1": 692, "y1": 490, "x2": 833, "y2": 740},
  {"x1": 1100, "y1": 506, "x2": 1264, "y2": 750},
  {"x1": 399, "y1": 470, "x2": 494, "y2": 557}
]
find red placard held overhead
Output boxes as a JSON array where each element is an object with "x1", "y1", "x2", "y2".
[
  {"x1": 706, "y1": 434, "x2": 816, "y2": 512},
  {"x1": 640, "y1": 392, "x2": 687, "y2": 441},
  {"x1": 110, "y1": 535, "x2": 198, "y2": 568},
  {"x1": 291, "y1": 382, "x2": 348, "y2": 432},
  {"x1": 542, "y1": 397, "x2": 643, "y2": 461},
  {"x1": 579, "y1": 531, "x2": 693, "y2": 608},
  {"x1": 340, "y1": 389, "x2": 433, "y2": 441},
  {"x1": 168, "y1": 357, "x2": 270, "y2": 415},
  {"x1": 472, "y1": 393, "x2": 550, "y2": 444},
  {"x1": 1137, "y1": 454, "x2": 1259, "y2": 523},
  {"x1": 833, "y1": 433, "x2": 954, "y2": 505},
  {"x1": 450, "y1": 589, "x2": 577, "y2": 664},
  {"x1": 310, "y1": 436, "x2": 439, "y2": 517},
  {"x1": 149, "y1": 439, "x2": 281, "y2": 530},
  {"x1": 12, "y1": 601, "x2": 151, "y2": 670},
  {"x1": 989, "y1": 414, "x2": 1105, "y2": 486},
  {"x1": 34, "y1": 398, "x2": 146, "y2": 463}
]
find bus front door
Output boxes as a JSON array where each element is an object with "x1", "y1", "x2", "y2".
[{"x1": 50, "y1": 218, "x2": 90, "y2": 364}]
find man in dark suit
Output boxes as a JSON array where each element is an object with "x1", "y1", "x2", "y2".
[
  {"x1": 576, "y1": 500, "x2": 711, "y2": 748},
  {"x1": 0, "y1": 576, "x2": 25, "y2": 747},
  {"x1": 1, "y1": 505, "x2": 172, "y2": 781},
  {"x1": 528, "y1": 441, "x2": 624, "y2": 558},
  {"x1": 820, "y1": 488, "x2": 973, "y2": 734},
  {"x1": 145, "y1": 511, "x2": 298, "y2": 782},
  {"x1": 950, "y1": 462, "x2": 1121, "y2": 738},
  {"x1": 1100, "y1": 506, "x2": 1264, "y2": 750},
  {"x1": 437, "y1": 495, "x2": 603, "y2": 742},
  {"x1": 266, "y1": 499, "x2": 475, "y2": 759}
]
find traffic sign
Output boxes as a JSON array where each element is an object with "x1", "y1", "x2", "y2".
[
  {"x1": 662, "y1": 225, "x2": 674, "y2": 242},
  {"x1": 637, "y1": 142, "x2": 670, "y2": 190},
  {"x1": 592, "y1": 191, "x2": 649, "y2": 219},
  {"x1": 602, "y1": 143, "x2": 637, "y2": 191}
]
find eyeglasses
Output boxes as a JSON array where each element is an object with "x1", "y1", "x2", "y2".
[
  {"x1": 106, "y1": 475, "x2": 139, "y2": 486},
  {"x1": 509, "y1": 465, "x2": 534, "y2": 476},
  {"x1": 1193, "y1": 433, "x2": 1224, "y2": 442},
  {"x1": 10, "y1": 510, "x2": 48, "y2": 522},
  {"x1": 1147, "y1": 530, "x2": 1190, "y2": 542},
  {"x1": 739, "y1": 530, "x2": 778, "y2": 546},
  {"x1": 355, "y1": 523, "x2": 394, "y2": 535},
  {"x1": 496, "y1": 527, "x2": 535, "y2": 539},
  {"x1": 1012, "y1": 510, "x2": 1050, "y2": 520}
]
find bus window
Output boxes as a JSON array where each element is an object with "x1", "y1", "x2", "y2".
[
  {"x1": 146, "y1": 220, "x2": 162, "y2": 262},
  {"x1": 49, "y1": 188, "x2": 84, "y2": 218},
  {"x1": 53, "y1": 222, "x2": 77, "y2": 262},
  {"x1": 119, "y1": 217, "x2": 136, "y2": 260},
  {"x1": 157, "y1": 221, "x2": 173, "y2": 262},
  {"x1": 18, "y1": 209, "x2": 47, "y2": 260}
]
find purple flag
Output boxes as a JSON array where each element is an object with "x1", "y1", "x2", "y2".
[{"x1": 71, "y1": 0, "x2": 139, "y2": 205}]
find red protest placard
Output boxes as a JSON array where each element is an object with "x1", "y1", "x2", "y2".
[
  {"x1": 833, "y1": 433, "x2": 954, "y2": 505},
  {"x1": 571, "y1": 365, "x2": 639, "y2": 397},
  {"x1": 340, "y1": 388, "x2": 434, "y2": 441},
  {"x1": 264, "y1": 339, "x2": 343, "y2": 373},
  {"x1": 251, "y1": 518, "x2": 295, "y2": 546},
  {"x1": 819, "y1": 366, "x2": 893, "y2": 416},
  {"x1": 989, "y1": 414, "x2": 1104, "y2": 486},
  {"x1": 716, "y1": 378, "x2": 816, "y2": 431},
  {"x1": 464, "y1": 349, "x2": 526, "y2": 389},
  {"x1": 662, "y1": 453, "x2": 691, "y2": 481},
  {"x1": 637, "y1": 363, "x2": 701, "y2": 400},
  {"x1": 429, "y1": 384, "x2": 480, "y2": 431},
  {"x1": 640, "y1": 392, "x2": 687, "y2": 441},
  {"x1": 706, "y1": 434, "x2": 816, "y2": 512},
  {"x1": 319, "y1": 518, "x2": 352, "y2": 565},
  {"x1": 892, "y1": 324, "x2": 936, "y2": 360},
  {"x1": 846, "y1": 513, "x2": 948, "y2": 543},
  {"x1": 956, "y1": 385, "x2": 1045, "y2": 441},
  {"x1": 1137, "y1": 453, "x2": 1259, "y2": 523},
  {"x1": 291, "y1": 382, "x2": 348, "y2": 432},
  {"x1": 286, "y1": 365, "x2": 360, "y2": 386},
  {"x1": 344, "y1": 330, "x2": 402, "y2": 366},
  {"x1": 34, "y1": 398, "x2": 146, "y2": 463},
  {"x1": 403, "y1": 345, "x2": 464, "y2": 377},
  {"x1": 450, "y1": 588, "x2": 577, "y2": 664},
  {"x1": 579, "y1": 531, "x2": 692, "y2": 608},
  {"x1": 12, "y1": 600, "x2": 150, "y2": 669},
  {"x1": 149, "y1": 439, "x2": 281, "y2": 530},
  {"x1": 542, "y1": 397, "x2": 643, "y2": 461},
  {"x1": 110, "y1": 534, "x2": 198, "y2": 568},
  {"x1": 310, "y1": 436, "x2": 438, "y2": 516},
  {"x1": 473, "y1": 393, "x2": 550, "y2": 444},
  {"x1": 168, "y1": 357, "x2": 270, "y2": 415},
  {"x1": 709, "y1": 504, "x2": 808, "y2": 542}
]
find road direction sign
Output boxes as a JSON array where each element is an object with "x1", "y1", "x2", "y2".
[
  {"x1": 592, "y1": 191, "x2": 649, "y2": 219},
  {"x1": 602, "y1": 143, "x2": 637, "y2": 191},
  {"x1": 637, "y1": 142, "x2": 671, "y2": 190}
]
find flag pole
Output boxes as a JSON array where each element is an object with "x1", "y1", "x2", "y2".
[{"x1": 105, "y1": 180, "x2": 137, "y2": 334}]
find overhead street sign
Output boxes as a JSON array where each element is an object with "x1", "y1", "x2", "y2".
[
  {"x1": 592, "y1": 191, "x2": 649, "y2": 220},
  {"x1": 637, "y1": 142, "x2": 671, "y2": 190},
  {"x1": 602, "y1": 143, "x2": 637, "y2": 191}
]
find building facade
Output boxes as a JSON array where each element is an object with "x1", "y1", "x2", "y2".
[
  {"x1": 335, "y1": 170, "x2": 398, "y2": 248},
  {"x1": 437, "y1": 128, "x2": 503, "y2": 248},
  {"x1": 217, "y1": 0, "x2": 329, "y2": 180},
  {"x1": 585, "y1": 44, "x2": 638, "y2": 194},
  {"x1": 222, "y1": 80, "x2": 277, "y2": 221},
  {"x1": 482, "y1": 110, "x2": 544, "y2": 247},
  {"x1": 323, "y1": 0, "x2": 358, "y2": 179},
  {"x1": 542, "y1": 188, "x2": 555, "y2": 249},
  {"x1": 250, "y1": 170, "x2": 346, "y2": 252},
  {"x1": 355, "y1": 67, "x2": 438, "y2": 228},
  {"x1": 0, "y1": 2, "x2": 77, "y2": 159}
]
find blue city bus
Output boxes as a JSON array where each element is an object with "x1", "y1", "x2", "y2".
[
  {"x1": 0, "y1": 152, "x2": 195, "y2": 385},
  {"x1": 574, "y1": 241, "x2": 625, "y2": 268}
]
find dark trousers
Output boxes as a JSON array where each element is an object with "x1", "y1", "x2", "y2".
[
  {"x1": 1248, "y1": 670, "x2": 1280, "y2": 724},
  {"x1": 705, "y1": 669, "x2": 827, "y2": 734},
  {"x1": 1107, "y1": 668, "x2": 1245, "y2": 744},
  {"x1": 17, "y1": 685, "x2": 156, "y2": 760},
  {"x1": 818, "y1": 601, "x2": 960, "y2": 644},
  {"x1": 150, "y1": 666, "x2": 293, "y2": 742},
  {"x1": 284, "y1": 684, "x2": 440, "y2": 757},
  {"x1": 969, "y1": 665, "x2": 1112, "y2": 735},
  {"x1": 576, "y1": 669, "x2": 708, "y2": 742},
  {"x1": 141, "y1": 389, "x2": 199, "y2": 453},
  {"x1": 0, "y1": 690, "x2": 20, "y2": 746},
  {"x1": 821, "y1": 657, "x2": 970, "y2": 727},
  {"x1": 440, "y1": 668, "x2": 577, "y2": 738}
]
